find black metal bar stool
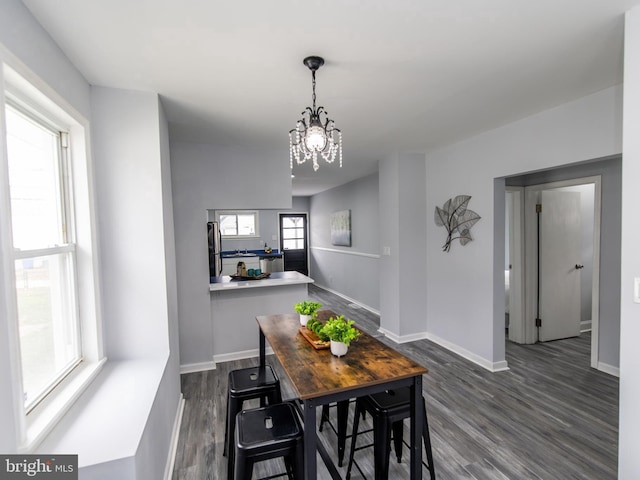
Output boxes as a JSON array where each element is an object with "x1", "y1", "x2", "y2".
[
  {"x1": 345, "y1": 387, "x2": 436, "y2": 480},
  {"x1": 318, "y1": 400, "x2": 350, "y2": 466},
  {"x1": 234, "y1": 402, "x2": 304, "y2": 480},
  {"x1": 224, "y1": 365, "x2": 282, "y2": 478}
]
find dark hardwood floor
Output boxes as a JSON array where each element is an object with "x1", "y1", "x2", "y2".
[{"x1": 172, "y1": 284, "x2": 619, "y2": 479}]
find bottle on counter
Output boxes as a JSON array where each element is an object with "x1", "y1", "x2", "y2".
[{"x1": 237, "y1": 261, "x2": 247, "y2": 276}]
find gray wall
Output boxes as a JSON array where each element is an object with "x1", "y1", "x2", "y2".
[
  {"x1": 619, "y1": 9, "x2": 640, "y2": 476},
  {"x1": 292, "y1": 196, "x2": 310, "y2": 212},
  {"x1": 309, "y1": 173, "x2": 380, "y2": 311},
  {"x1": 507, "y1": 156, "x2": 622, "y2": 368},
  {"x1": 170, "y1": 142, "x2": 292, "y2": 368},
  {"x1": 378, "y1": 153, "x2": 428, "y2": 339},
  {"x1": 425, "y1": 85, "x2": 621, "y2": 370}
]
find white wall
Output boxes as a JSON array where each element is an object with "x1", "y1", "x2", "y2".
[
  {"x1": 424, "y1": 85, "x2": 622, "y2": 368},
  {"x1": 0, "y1": 2, "x2": 182, "y2": 476},
  {"x1": 309, "y1": 173, "x2": 380, "y2": 310},
  {"x1": 0, "y1": 0, "x2": 92, "y2": 454},
  {"x1": 170, "y1": 142, "x2": 292, "y2": 367},
  {"x1": 619, "y1": 8, "x2": 640, "y2": 479},
  {"x1": 0, "y1": 0, "x2": 90, "y2": 119},
  {"x1": 92, "y1": 87, "x2": 171, "y2": 359}
]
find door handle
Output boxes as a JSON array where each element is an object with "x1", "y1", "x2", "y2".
[{"x1": 575, "y1": 264, "x2": 584, "y2": 269}]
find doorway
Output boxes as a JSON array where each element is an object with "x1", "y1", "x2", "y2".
[
  {"x1": 279, "y1": 213, "x2": 309, "y2": 275},
  {"x1": 507, "y1": 176, "x2": 601, "y2": 368}
]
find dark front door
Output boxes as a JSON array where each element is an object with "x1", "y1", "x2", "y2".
[{"x1": 280, "y1": 213, "x2": 308, "y2": 275}]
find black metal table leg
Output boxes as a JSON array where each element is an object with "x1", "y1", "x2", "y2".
[
  {"x1": 410, "y1": 375, "x2": 424, "y2": 480},
  {"x1": 303, "y1": 399, "x2": 317, "y2": 480}
]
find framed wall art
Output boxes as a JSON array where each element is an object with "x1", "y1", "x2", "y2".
[{"x1": 330, "y1": 209, "x2": 351, "y2": 246}]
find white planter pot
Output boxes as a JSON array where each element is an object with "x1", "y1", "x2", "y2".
[
  {"x1": 300, "y1": 314, "x2": 312, "y2": 326},
  {"x1": 330, "y1": 340, "x2": 349, "y2": 357}
]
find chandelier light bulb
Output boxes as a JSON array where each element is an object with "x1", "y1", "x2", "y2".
[{"x1": 305, "y1": 125, "x2": 327, "y2": 151}]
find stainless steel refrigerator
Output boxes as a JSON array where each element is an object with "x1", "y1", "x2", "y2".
[{"x1": 207, "y1": 221, "x2": 222, "y2": 278}]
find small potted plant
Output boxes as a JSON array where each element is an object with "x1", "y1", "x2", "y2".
[
  {"x1": 294, "y1": 300, "x2": 322, "y2": 326},
  {"x1": 321, "y1": 315, "x2": 360, "y2": 357}
]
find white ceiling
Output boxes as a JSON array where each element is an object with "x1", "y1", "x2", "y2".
[{"x1": 21, "y1": 0, "x2": 640, "y2": 195}]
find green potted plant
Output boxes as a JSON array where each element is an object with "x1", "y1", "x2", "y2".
[
  {"x1": 320, "y1": 315, "x2": 360, "y2": 357},
  {"x1": 293, "y1": 300, "x2": 322, "y2": 326}
]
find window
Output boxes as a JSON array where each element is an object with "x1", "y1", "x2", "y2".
[
  {"x1": 6, "y1": 104, "x2": 81, "y2": 412},
  {"x1": 2, "y1": 66, "x2": 103, "y2": 449},
  {"x1": 217, "y1": 210, "x2": 259, "y2": 237}
]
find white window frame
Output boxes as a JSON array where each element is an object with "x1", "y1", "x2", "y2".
[
  {"x1": 216, "y1": 210, "x2": 260, "y2": 238},
  {"x1": 0, "y1": 64, "x2": 104, "y2": 451}
]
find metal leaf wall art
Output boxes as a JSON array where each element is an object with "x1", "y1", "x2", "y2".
[{"x1": 434, "y1": 195, "x2": 481, "y2": 252}]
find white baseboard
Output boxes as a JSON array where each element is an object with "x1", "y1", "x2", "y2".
[
  {"x1": 213, "y1": 347, "x2": 274, "y2": 367},
  {"x1": 180, "y1": 347, "x2": 276, "y2": 373},
  {"x1": 180, "y1": 360, "x2": 216, "y2": 374},
  {"x1": 377, "y1": 327, "x2": 429, "y2": 344},
  {"x1": 424, "y1": 332, "x2": 510, "y2": 373},
  {"x1": 164, "y1": 394, "x2": 185, "y2": 480},
  {"x1": 376, "y1": 327, "x2": 509, "y2": 373},
  {"x1": 597, "y1": 361, "x2": 620, "y2": 378},
  {"x1": 580, "y1": 320, "x2": 592, "y2": 332},
  {"x1": 313, "y1": 284, "x2": 380, "y2": 316}
]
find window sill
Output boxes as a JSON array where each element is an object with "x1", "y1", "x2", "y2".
[
  {"x1": 33, "y1": 358, "x2": 169, "y2": 470},
  {"x1": 23, "y1": 358, "x2": 106, "y2": 452}
]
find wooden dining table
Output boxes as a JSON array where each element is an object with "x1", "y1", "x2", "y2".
[{"x1": 256, "y1": 310, "x2": 428, "y2": 480}]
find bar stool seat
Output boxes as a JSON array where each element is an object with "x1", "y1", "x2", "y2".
[
  {"x1": 224, "y1": 365, "x2": 282, "y2": 479},
  {"x1": 346, "y1": 387, "x2": 436, "y2": 480},
  {"x1": 234, "y1": 402, "x2": 304, "y2": 480}
]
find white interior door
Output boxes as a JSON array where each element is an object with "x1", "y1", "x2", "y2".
[
  {"x1": 539, "y1": 190, "x2": 581, "y2": 342},
  {"x1": 507, "y1": 188, "x2": 525, "y2": 343}
]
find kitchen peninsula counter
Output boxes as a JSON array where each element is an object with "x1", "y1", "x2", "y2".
[
  {"x1": 209, "y1": 271, "x2": 312, "y2": 291},
  {"x1": 209, "y1": 271, "x2": 314, "y2": 361}
]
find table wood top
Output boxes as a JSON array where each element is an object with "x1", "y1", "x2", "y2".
[{"x1": 256, "y1": 310, "x2": 428, "y2": 400}]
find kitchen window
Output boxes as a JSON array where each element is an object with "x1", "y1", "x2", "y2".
[
  {"x1": 217, "y1": 210, "x2": 259, "y2": 237},
  {"x1": 2, "y1": 65, "x2": 103, "y2": 449}
]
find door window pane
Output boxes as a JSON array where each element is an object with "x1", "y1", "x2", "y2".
[
  {"x1": 282, "y1": 217, "x2": 301, "y2": 228},
  {"x1": 283, "y1": 239, "x2": 304, "y2": 250},
  {"x1": 282, "y1": 228, "x2": 304, "y2": 239}
]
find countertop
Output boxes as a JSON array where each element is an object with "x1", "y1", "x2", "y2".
[
  {"x1": 221, "y1": 249, "x2": 283, "y2": 258},
  {"x1": 209, "y1": 271, "x2": 313, "y2": 291}
]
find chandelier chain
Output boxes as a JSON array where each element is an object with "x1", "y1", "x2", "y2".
[{"x1": 311, "y1": 70, "x2": 317, "y2": 111}]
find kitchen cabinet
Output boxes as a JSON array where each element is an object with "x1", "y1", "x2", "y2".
[{"x1": 221, "y1": 256, "x2": 260, "y2": 276}]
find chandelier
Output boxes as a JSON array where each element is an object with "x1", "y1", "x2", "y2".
[{"x1": 289, "y1": 56, "x2": 343, "y2": 172}]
